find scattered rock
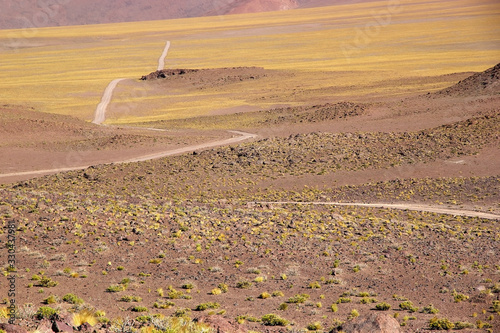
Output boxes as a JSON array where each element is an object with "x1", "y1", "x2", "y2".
[
  {"x1": 0, "y1": 324, "x2": 28, "y2": 333},
  {"x1": 52, "y1": 321, "x2": 74, "y2": 333},
  {"x1": 342, "y1": 313, "x2": 401, "y2": 333}
]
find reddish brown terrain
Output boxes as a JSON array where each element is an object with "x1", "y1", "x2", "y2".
[
  {"x1": 0, "y1": 0, "x2": 348, "y2": 30},
  {"x1": 0, "y1": 62, "x2": 499, "y2": 333}
]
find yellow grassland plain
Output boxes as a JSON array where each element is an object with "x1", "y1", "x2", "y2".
[{"x1": 0, "y1": 0, "x2": 498, "y2": 124}]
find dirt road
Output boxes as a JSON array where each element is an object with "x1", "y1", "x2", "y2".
[
  {"x1": 0, "y1": 131, "x2": 257, "y2": 180},
  {"x1": 254, "y1": 201, "x2": 500, "y2": 220},
  {"x1": 157, "y1": 41, "x2": 171, "y2": 71},
  {"x1": 92, "y1": 78, "x2": 126, "y2": 124}
]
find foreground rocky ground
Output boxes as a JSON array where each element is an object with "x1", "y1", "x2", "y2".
[{"x1": 0, "y1": 65, "x2": 499, "y2": 332}]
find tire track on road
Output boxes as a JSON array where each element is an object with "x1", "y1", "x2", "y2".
[{"x1": 253, "y1": 201, "x2": 500, "y2": 220}]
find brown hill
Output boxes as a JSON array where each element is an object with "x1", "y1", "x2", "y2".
[
  {"x1": 437, "y1": 63, "x2": 500, "y2": 96},
  {"x1": 0, "y1": 0, "x2": 377, "y2": 30}
]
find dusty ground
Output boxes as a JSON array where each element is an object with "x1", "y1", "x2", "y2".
[{"x1": 0, "y1": 64, "x2": 499, "y2": 333}]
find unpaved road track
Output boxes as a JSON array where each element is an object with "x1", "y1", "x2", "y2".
[
  {"x1": 1, "y1": 41, "x2": 258, "y2": 180},
  {"x1": 157, "y1": 41, "x2": 171, "y2": 71},
  {"x1": 253, "y1": 201, "x2": 500, "y2": 220},
  {"x1": 0, "y1": 131, "x2": 257, "y2": 180},
  {"x1": 92, "y1": 78, "x2": 126, "y2": 124}
]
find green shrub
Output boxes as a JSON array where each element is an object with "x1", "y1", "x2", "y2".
[
  {"x1": 261, "y1": 314, "x2": 289, "y2": 326},
  {"x1": 278, "y1": 303, "x2": 288, "y2": 311},
  {"x1": 62, "y1": 293, "x2": 84, "y2": 305},
  {"x1": 43, "y1": 295, "x2": 58, "y2": 304},
  {"x1": 422, "y1": 304, "x2": 439, "y2": 314},
  {"x1": 106, "y1": 284, "x2": 126, "y2": 292},
  {"x1": 131, "y1": 306, "x2": 148, "y2": 312},
  {"x1": 399, "y1": 301, "x2": 418, "y2": 312},
  {"x1": 307, "y1": 322, "x2": 322, "y2": 330},
  {"x1": 375, "y1": 302, "x2": 391, "y2": 311},
  {"x1": 429, "y1": 317, "x2": 454, "y2": 330},
  {"x1": 336, "y1": 297, "x2": 352, "y2": 304},
  {"x1": 35, "y1": 306, "x2": 58, "y2": 320},
  {"x1": 287, "y1": 294, "x2": 310, "y2": 304},
  {"x1": 308, "y1": 281, "x2": 321, "y2": 289},
  {"x1": 218, "y1": 283, "x2": 229, "y2": 293},
  {"x1": 452, "y1": 291, "x2": 469, "y2": 303},
  {"x1": 38, "y1": 277, "x2": 58, "y2": 288},
  {"x1": 236, "y1": 280, "x2": 253, "y2": 289},
  {"x1": 195, "y1": 302, "x2": 220, "y2": 311},
  {"x1": 153, "y1": 300, "x2": 175, "y2": 309},
  {"x1": 360, "y1": 297, "x2": 377, "y2": 304},
  {"x1": 119, "y1": 295, "x2": 142, "y2": 302},
  {"x1": 454, "y1": 321, "x2": 475, "y2": 329},
  {"x1": 259, "y1": 292, "x2": 271, "y2": 299}
]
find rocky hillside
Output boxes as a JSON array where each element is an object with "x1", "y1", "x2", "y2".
[{"x1": 437, "y1": 63, "x2": 500, "y2": 96}]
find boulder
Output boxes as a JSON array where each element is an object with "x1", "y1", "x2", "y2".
[
  {"x1": 342, "y1": 313, "x2": 401, "y2": 333},
  {"x1": 52, "y1": 321, "x2": 73, "y2": 333},
  {"x1": 0, "y1": 324, "x2": 28, "y2": 333}
]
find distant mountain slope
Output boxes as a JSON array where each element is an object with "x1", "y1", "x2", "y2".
[
  {"x1": 0, "y1": 0, "x2": 354, "y2": 30},
  {"x1": 0, "y1": 0, "x2": 382, "y2": 30}
]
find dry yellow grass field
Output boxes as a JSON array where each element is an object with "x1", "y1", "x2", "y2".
[{"x1": 0, "y1": 0, "x2": 498, "y2": 123}]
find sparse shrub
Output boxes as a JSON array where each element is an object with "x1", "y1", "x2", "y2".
[
  {"x1": 399, "y1": 301, "x2": 418, "y2": 312},
  {"x1": 287, "y1": 294, "x2": 310, "y2": 304},
  {"x1": 62, "y1": 293, "x2": 84, "y2": 305},
  {"x1": 211, "y1": 288, "x2": 222, "y2": 295},
  {"x1": 236, "y1": 280, "x2": 252, "y2": 289},
  {"x1": 181, "y1": 283, "x2": 195, "y2": 290},
  {"x1": 106, "y1": 284, "x2": 126, "y2": 293},
  {"x1": 38, "y1": 277, "x2": 58, "y2": 288},
  {"x1": 454, "y1": 321, "x2": 475, "y2": 329},
  {"x1": 35, "y1": 306, "x2": 58, "y2": 320},
  {"x1": 336, "y1": 297, "x2": 351, "y2": 304},
  {"x1": 43, "y1": 295, "x2": 58, "y2": 304},
  {"x1": 452, "y1": 290, "x2": 469, "y2": 303},
  {"x1": 272, "y1": 291, "x2": 284, "y2": 297},
  {"x1": 195, "y1": 302, "x2": 220, "y2": 311},
  {"x1": 375, "y1": 302, "x2": 391, "y2": 311},
  {"x1": 153, "y1": 300, "x2": 175, "y2": 309},
  {"x1": 429, "y1": 317, "x2": 454, "y2": 330},
  {"x1": 422, "y1": 304, "x2": 440, "y2": 314},
  {"x1": 348, "y1": 309, "x2": 360, "y2": 320},
  {"x1": 360, "y1": 297, "x2": 377, "y2": 304},
  {"x1": 119, "y1": 296, "x2": 142, "y2": 302},
  {"x1": 254, "y1": 276, "x2": 266, "y2": 283},
  {"x1": 218, "y1": 283, "x2": 229, "y2": 293},
  {"x1": 149, "y1": 259, "x2": 162, "y2": 264},
  {"x1": 278, "y1": 303, "x2": 288, "y2": 311},
  {"x1": 259, "y1": 292, "x2": 271, "y2": 299},
  {"x1": 330, "y1": 304, "x2": 338, "y2": 312},
  {"x1": 72, "y1": 309, "x2": 97, "y2": 327},
  {"x1": 309, "y1": 281, "x2": 321, "y2": 289},
  {"x1": 261, "y1": 313, "x2": 289, "y2": 326},
  {"x1": 131, "y1": 306, "x2": 148, "y2": 312},
  {"x1": 307, "y1": 321, "x2": 322, "y2": 331}
]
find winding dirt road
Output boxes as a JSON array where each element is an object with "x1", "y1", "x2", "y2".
[
  {"x1": 0, "y1": 131, "x2": 257, "y2": 180},
  {"x1": 253, "y1": 201, "x2": 500, "y2": 220},
  {"x1": 157, "y1": 41, "x2": 171, "y2": 71},
  {"x1": 1, "y1": 41, "x2": 258, "y2": 180},
  {"x1": 92, "y1": 78, "x2": 126, "y2": 124}
]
